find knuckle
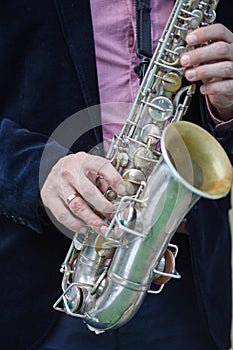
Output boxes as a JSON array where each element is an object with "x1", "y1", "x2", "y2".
[
  {"x1": 97, "y1": 159, "x2": 111, "y2": 174},
  {"x1": 225, "y1": 80, "x2": 233, "y2": 92},
  {"x1": 69, "y1": 198, "x2": 84, "y2": 215},
  {"x1": 209, "y1": 84, "x2": 218, "y2": 94},
  {"x1": 216, "y1": 23, "x2": 227, "y2": 38},
  {"x1": 57, "y1": 210, "x2": 68, "y2": 223},
  {"x1": 40, "y1": 186, "x2": 53, "y2": 206},
  {"x1": 75, "y1": 151, "x2": 86, "y2": 161},
  {"x1": 223, "y1": 62, "x2": 233, "y2": 77},
  {"x1": 60, "y1": 154, "x2": 82, "y2": 179},
  {"x1": 96, "y1": 201, "x2": 113, "y2": 214},
  {"x1": 216, "y1": 42, "x2": 229, "y2": 57},
  {"x1": 109, "y1": 172, "x2": 122, "y2": 185},
  {"x1": 87, "y1": 217, "x2": 101, "y2": 229},
  {"x1": 198, "y1": 66, "x2": 206, "y2": 79},
  {"x1": 81, "y1": 188, "x2": 92, "y2": 199},
  {"x1": 102, "y1": 202, "x2": 113, "y2": 213},
  {"x1": 69, "y1": 219, "x2": 86, "y2": 232},
  {"x1": 60, "y1": 168, "x2": 72, "y2": 179}
]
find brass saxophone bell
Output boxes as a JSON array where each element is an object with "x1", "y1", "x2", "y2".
[{"x1": 162, "y1": 121, "x2": 233, "y2": 198}]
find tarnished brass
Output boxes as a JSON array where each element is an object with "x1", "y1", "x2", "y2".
[
  {"x1": 163, "y1": 122, "x2": 233, "y2": 197},
  {"x1": 162, "y1": 72, "x2": 182, "y2": 92}
]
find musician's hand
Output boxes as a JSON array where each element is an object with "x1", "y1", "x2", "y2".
[
  {"x1": 40, "y1": 152, "x2": 126, "y2": 236},
  {"x1": 180, "y1": 23, "x2": 233, "y2": 121}
]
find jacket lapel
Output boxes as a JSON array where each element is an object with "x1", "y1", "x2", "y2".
[{"x1": 54, "y1": 0, "x2": 102, "y2": 147}]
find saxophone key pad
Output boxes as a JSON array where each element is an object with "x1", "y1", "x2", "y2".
[
  {"x1": 140, "y1": 124, "x2": 161, "y2": 145},
  {"x1": 148, "y1": 96, "x2": 174, "y2": 121},
  {"x1": 162, "y1": 72, "x2": 182, "y2": 93},
  {"x1": 189, "y1": 9, "x2": 203, "y2": 28},
  {"x1": 123, "y1": 169, "x2": 146, "y2": 195},
  {"x1": 133, "y1": 147, "x2": 154, "y2": 169},
  {"x1": 105, "y1": 188, "x2": 118, "y2": 201}
]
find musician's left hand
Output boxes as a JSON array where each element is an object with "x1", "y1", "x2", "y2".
[{"x1": 180, "y1": 23, "x2": 233, "y2": 121}]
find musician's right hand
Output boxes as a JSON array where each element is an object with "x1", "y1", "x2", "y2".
[{"x1": 40, "y1": 152, "x2": 126, "y2": 236}]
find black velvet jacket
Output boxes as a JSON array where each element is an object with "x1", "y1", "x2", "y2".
[{"x1": 0, "y1": 1, "x2": 232, "y2": 349}]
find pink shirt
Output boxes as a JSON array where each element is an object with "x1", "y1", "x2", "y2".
[
  {"x1": 90, "y1": 0, "x2": 173, "y2": 150},
  {"x1": 90, "y1": 1, "x2": 233, "y2": 146}
]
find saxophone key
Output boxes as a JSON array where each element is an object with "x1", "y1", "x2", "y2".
[
  {"x1": 95, "y1": 235, "x2": 116, "y2": 258},
  {"x1": 133, "y1": 147, "x2": 155, "y2": 169},
  {"x1": 148, "y1": 96, "x2": 174, "y2": 121},
  {"x1": 123, "y1": 169, "x2": 146, "y2": 195},
  {"x1": 162, "y1": 72, "x2": 182, "y2": 92},
  {"x1": 171, "y1": 45, "x2": 186, "y2": 63},
  {"x1": 189, "y1": 9, "x2": 204, "y2": 28},
  {"x1": 104, "y1": 188, "x2": 118, "y2": 201},
  {"x1": 140, "y1": 124, "x2": 161, "y2": 145},
  {"x1": 116, "y1": 152, "x2": 129, "y2": 168}
]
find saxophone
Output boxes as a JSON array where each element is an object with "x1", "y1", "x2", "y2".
[{"x1": 54, "y1": 0, "x2": 232, "y2": 332}]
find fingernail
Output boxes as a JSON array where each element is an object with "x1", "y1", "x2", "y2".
[
  {"x1": 117, "y1": 183, "x2": 126, "y2": 195},
  {"x1": 181, "y1": 54, "x2": 190, "y2": 66},
  {"x1": 100, "y1": 225, "x2": 108, "y2": 235},
  {"x1": 185, "y1": 69, "x2": 196, "y2": 80},
  {"x1": 186, "y1": 34, "x2": 197, "y2": 45}
]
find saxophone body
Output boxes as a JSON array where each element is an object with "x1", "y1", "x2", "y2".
[{"x1": 54, "y1": 0, "x2": 232, "y2": 332}]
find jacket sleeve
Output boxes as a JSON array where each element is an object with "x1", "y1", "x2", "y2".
[
  {"x1": 0, "y1": 118, "x2": 69, "y2": 233},
  {"x1": 198, "y1": 93, "x2": 233, "y2": 165}
]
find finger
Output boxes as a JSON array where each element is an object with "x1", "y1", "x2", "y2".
[
  {"x1": 67, "y1": 195, "x2": 109, "y2": 235},
  {"x1": 96, "y1": 176, "x2": 109, "y2": 194},
  {"x1": 64, "y1": 174, "x2": 115, "y2": 214},
  {"x1": 77, "y1": 153, "x2": 126, "y2": 195},
  {"x1": 185, "y1": 61, "x2": 233, "y2": 82},
  {"x1": 59, "y1": 154, "x2": 116, "y2": 214},
  {"x1": 181, "y1": 41, "x2": 233, "y2": 67},
  {"x1": 200, "y1": 79, "x2": 233, "y2": 96},
  {"x1": 49, "y1": 197, "x2": 89, "y2": 233},
  {"x1": 186, "y1": 23, "x2": 233, "y2": 46}
]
